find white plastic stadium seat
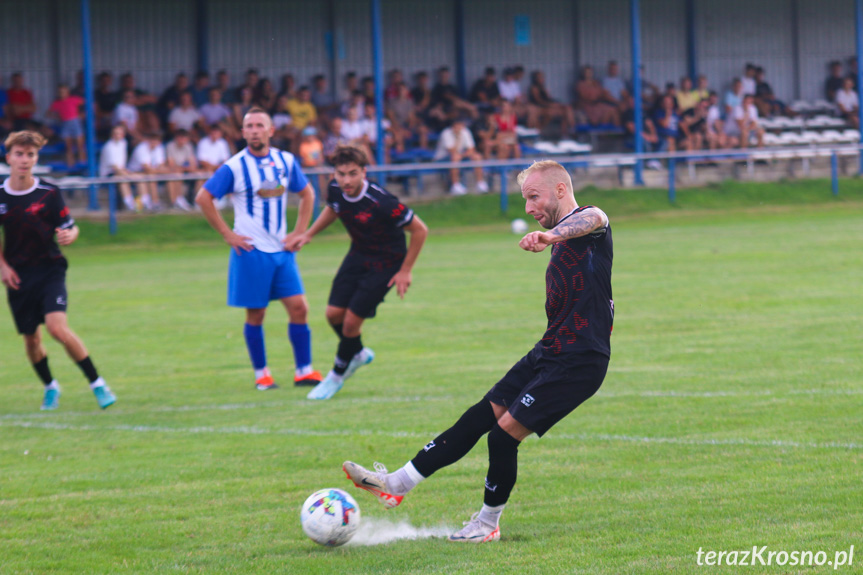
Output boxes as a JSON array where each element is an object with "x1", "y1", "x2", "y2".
[{"x1": 763, "y1": 133, "x2": 782, "y2": 146}]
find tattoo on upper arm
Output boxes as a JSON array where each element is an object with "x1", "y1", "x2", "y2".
[{"x1": 550, "y1": 211, "x2": 603, "y2": 240}]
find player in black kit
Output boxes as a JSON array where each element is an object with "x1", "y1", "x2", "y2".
[
  {"x1": 342, "y1": 160, "x2": 613, "y2": 542},
  {"x1": 287, "y1": 146, "x2": 428, "y2": 400},
  {"x1": 0, "y1": 131, "x2": 115, "y2": 410}
]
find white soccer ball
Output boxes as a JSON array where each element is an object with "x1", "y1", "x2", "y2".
[
  {"x1": 300, "y1": 488, "x2": 361, "y2": 546},
  {"x1": 511, "y1": 218, "x2": 528, "y2": 234}
]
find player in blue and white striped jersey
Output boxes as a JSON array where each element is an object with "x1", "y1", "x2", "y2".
[{"x1": 196, "y1": 107, "x2": 323, "y2": 390}]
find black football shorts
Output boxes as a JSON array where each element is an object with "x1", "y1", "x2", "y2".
[
  {"x1": 485, "y1": 343, "x2": 609, "y2": 437},
  {"x1": 7, "y1": 262, "x2": 69, "y2": 335},
  {"x1": 328, "y1": 254, "x2": 402, "y2": 319}
]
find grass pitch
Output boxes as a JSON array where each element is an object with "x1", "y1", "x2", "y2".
[{"x1": 1, "y1": 181, "x2": 862, "y2": 574}]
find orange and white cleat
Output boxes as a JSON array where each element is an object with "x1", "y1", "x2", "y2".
[
  {"x1": 294, "y1": 370, "x2": 323, "y2": 387},
  {"x1": 255, "y1": 369, "x2": 279, "y2": 391},
  {"x1": 447, "y1": 512, "x2": 501, "y2": 543},
  {"x1": 342, "y1": 461, "x2": 404, "y2": 509}
]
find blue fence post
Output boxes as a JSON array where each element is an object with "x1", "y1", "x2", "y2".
[
  {"x1": 81, "y1": 0, "x2": 99, "y2": 210},
  {"x1": 108, "y1": 183, "x2": 117, "y2": 235},
  {"x1": 856, "y1": 0, "x2": 863, "y2": 175},
  {"x1": 499, "y1": 168, "x2": 508, "y2": 213},
  {"x1": 831, "y1": 151, "x2": 839, "y2": 196},
  {"x1": 370, "y1": 0, "x2": 385, "y2": 166},
  {"x1": 668, "y1": 158, "x2": 676, "y2": 203},
  {"x1": 630, "y1": 0, "x2": 644, "y2": 186}
]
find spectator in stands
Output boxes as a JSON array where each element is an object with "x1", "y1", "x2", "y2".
[
  {"x1": 157, "y1": 72, "x2": 189, "y2": 127},
  {"x1": 754, "y1": 67, "x2": 791, "y2": 118},
  {"x1": 113, "y1": 90, "x2": 142, "y2": 142},
  {"x1": 676, "y1": 76, "x2": 700, "y2": 113},
  {"x1": 278, "y1": 73, "x2": 297, "y2": 103},
  {"x1": 627, "y1": 65, "x2": 660, "y2": 115},
  {"x1": 340, "y1": 71, "x2": 359, "y2": 107},
  {"x1": 601, "y1": 60, "x2": 626, "y2": 107},
  {"x1": 384, "y1": 69, "x2": 403, "y2": 102},
  {"x1": 620, "y1": 92, "x2": 661, "y2": 167},
  {"x1": 340, "y1": 106, "x2": 375, "y2": 165},
  {"x1": 7, "y1": 72, "x2": 38, "y2": 131},
  {"x1": 286, "y1": 86, "x2": 318, "y2": 132},
  {"x1": 848, "y1": 56, "x2": 859, "y2": 92},
  {"x1": 94, "y1": 71, "x2": 117, "y2": 134},
  {"x1": 653, "y1": 94, "x2": 680, "y2": 152},
  {"x1": 499, "y1": 66, "x2": 538, "y2": 128},
  {"x1": 725, "y1": 94, "x2": 763, "y2": 148},
  {"x1": 386, "y1": 81, "x2": 429, "y2": 152},
  {"x1": 311, "y1": 74, "x2": 338, "y2": 117},
  {"x1": 98, "y1": 123, "x2": 136, "y2": 211},
  {"x1": 232, "y1": 86, "x2": 254, "y2": 132},
  {"x1": 271, "y1": 95, "x2": 296, "y2": 151},
  {"x1": 190, "y1": 71, "x2": 211, "y2": 107},
  {"x1": 167, "y1": 91, "x2": 203, "y2": 138},
  {"x1": 529, "y1": 69, "x2": 575, "y2": 134},
  {"x1": 724, "y1": 78, "x2": 743, "y2": 118},
  {"x1": 695, "y1": 75, "x2": 710, "y2": 101},
  {"x1": 825, "y1": 61, "x2": 845, "y2": 103},
  {"x1": 116, "y1": 72, "x2": 158, "y2": 133},
  {"x1": 165, "y1": 129, "x2": 198, "y2": 211},
  {"x1": 216, "y1": 70, "x2": 236, "y2": 105},
  {"x1": 835, "y1": 76, "x2": 859, "y2": 129},
  {"x1": 322, "y1": 116, "x2": 348, "y2": 161},
  {"x1": 196, "y1": 123, "x2": 232, "y2": 173},
  {"x1": 199, "y1": 88, "x2": 234, "y2": 138},
  {"x1": 128, "y1": 131, "x2": 167, "y2": 211},
  {"x1": 70, "y1": 70, "x2": 85, "y2": 99},
  {"x1": 431, "y1": 66, "x2": 478, "y2": 122},
  {"x1": 741, "y1": 63, "x2": 757, "y2": 96},
  {"x1": 253, "y1": 78, "x2": 277, "y2": 113},
  {"x1": 704, "y1": 91, "x2": 727, "y2": 150},
  {"x1": 575, "y1": 65, "x2": 618, "y2": 128},
  {"x1": 361, "y1": 76, "x2": 378, "y2": 105},
  {"x1": 489, "y1": 100, "x2": 521, "y2": 160},
  {"x1": 469, "y1": 67, "x2": 502, "y2": 114},
  {"x1": 433, "y1": 116, "x2": 488, "y2": 195},
  {"x1": 234, "y1": 68, "x2": 259, "y2": 104},
  {"x1": 361, "y1": 101, "x2": 393, "y2": 163},
  {"x1": 46, "y1": 84, "x2": 86, "y2": 167},
  {"x1": 298, "y1": 125, "x2": 329, "y2": 192},
  {"x1": 680, "y1": 97, "x2": 710, "y2": 152}
]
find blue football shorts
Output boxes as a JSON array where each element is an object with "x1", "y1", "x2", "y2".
[{"x1": 227, "y1": 248, "x2": 304, "y2": 309}]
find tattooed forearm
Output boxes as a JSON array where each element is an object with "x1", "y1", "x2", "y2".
[{"x1": 550, "y1": 210, "x2": 603, "y2": 241}]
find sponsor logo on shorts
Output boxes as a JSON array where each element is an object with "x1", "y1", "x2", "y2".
[
  {"x1": 422, "y1": 440, "x2": 436, "y2": 452},
  {"x1": 484, "y1": 478, "x2": 497, "y2": 492},
  {"x1": 56, "y1": 296, "x2": 66, "y2": 306},
  {"x1": 521, "y1": 394, "x2": 535, "y2": 407},
  {"x1": 0, "y1": 204, "x2": 7, "y2": 215}
]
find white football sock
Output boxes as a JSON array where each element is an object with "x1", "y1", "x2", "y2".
[
  {"x1": 387, "y1": 462, "x2": 425, "y2": 495},
  {"x1": 254, "y1": 367, "x2": 270, "y2": 380},
  {"x1": 295, "y1": 365, "x2": 314, "y2": 378},
  {"x1": 45, "y1": 380, "x2": 60, "y2": 391},
  {"x1": 88, "y1": 377, "x2": 105, "y2": 390},
  {"x1": 478, "y1": 503, "x2": 505, "y2": 527}
]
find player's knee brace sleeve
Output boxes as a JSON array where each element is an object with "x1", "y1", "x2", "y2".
[
  {"x1": 484, "y1": 424, "x2": 520, "y2": 507},
  {"x1": 411, "y1": 399, "x2": 497, "y2": 478}
]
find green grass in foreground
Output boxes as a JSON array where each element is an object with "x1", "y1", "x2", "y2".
[{"x1": 1, "y1": 182, "x2": 861, "y2": 574}]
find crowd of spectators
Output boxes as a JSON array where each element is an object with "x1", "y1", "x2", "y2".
[{"x1": 0, "y1": 56, "x2": 860, "y2": 204}]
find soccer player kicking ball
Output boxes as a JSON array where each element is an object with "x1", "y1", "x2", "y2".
[
  {"x1": 343, "y1": 160, "x2": 613, "y2": 542},
  {"x1": 196, "y1": 107, "x2": 323, "y2": 391},
  {"x1": 0, "y1": 131, "x2": 115, "y2": 410},
  {"x1": 287, "y1": 146, "x2": 428, "y2": 400}
]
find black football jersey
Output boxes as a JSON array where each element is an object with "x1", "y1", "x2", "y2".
[
  {"x1": 541, "y1": 206, "x2": 614, "y2": 358},
  {"x1": 0, "y1": 178, "x2": 75, "y2": 268},
  {"x1": 326, "y1": 179, "x2": 414, "y2": 265}
]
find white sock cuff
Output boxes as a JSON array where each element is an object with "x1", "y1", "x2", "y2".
[
  {"x1": 88, "y1": 377, "x2": 105, "y2": 390},
  {"x1": 403, "y1": 461, "x2": 426, "y2": 484},
  {"x1": 46, "y1": 380, "x2": 60, "y2": 390}
]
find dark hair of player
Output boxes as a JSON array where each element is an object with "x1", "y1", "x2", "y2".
[
  {"x1": 330, "y1": 146, "x2": 369, "y2": 168},
  {"x1": 4, "y1": 130, "x2": 47, "y2": 152}
]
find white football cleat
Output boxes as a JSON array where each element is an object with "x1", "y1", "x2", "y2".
[
  {"x1": 342, "y1": 461, "x2": 403, "y2": 509},
  {"x1": 448, "y1": 512, "x2": 501, "y2": 543},
  {"x1": 343, "y1": 347, "x2": 374, "y2": 380}
]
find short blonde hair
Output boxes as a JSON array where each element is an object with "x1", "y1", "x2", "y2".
[
  {"x1": 4, "y1": 130, "x2": 47, "y2": 152},
  {"x1": 516, "y1": 160, "x2": 572, "y2": 194}
]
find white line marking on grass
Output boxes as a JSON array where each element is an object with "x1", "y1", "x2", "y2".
[{"x1": 3, "y1": 421, "x2": 859, "y2": 450}]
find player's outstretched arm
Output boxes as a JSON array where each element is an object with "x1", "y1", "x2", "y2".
[
  {"x1": 284, "y1": 206, "x2": 338, "y2": 252},
  {"x1": 0, "y1": 240, "x2": 20, "y2": 290},
  {"x1": 293, "y1": 184, "x2": 316, "y2": 235},
  {"x1": 195, "y1": 187, "x2": 253, "y2": 254},
  {"x1": 519, "y1": 208, "x2": 607, "y2": 253},
  {"x1": 388, "y1": 215, "x2": 428, "y2": 298}
]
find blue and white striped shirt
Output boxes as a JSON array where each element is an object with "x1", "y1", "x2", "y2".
[{"x1": 203, "y1": 147, "x2": 309, "y2": 253}]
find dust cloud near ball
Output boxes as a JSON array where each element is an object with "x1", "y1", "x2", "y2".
[{"x1": 345, "y1": 517, "x2": 453, "y2": 546}]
